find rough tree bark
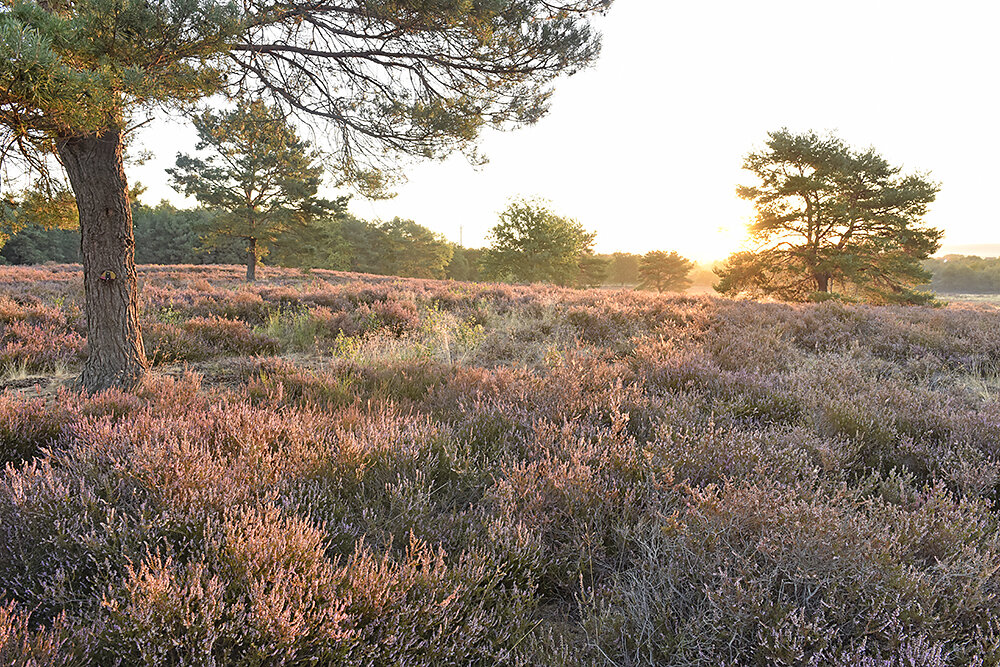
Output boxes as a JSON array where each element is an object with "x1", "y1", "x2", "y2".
[
  {"x1": 246, "y1": 237, "x2": 257, "y2": 282},
  {"x1": 56, "y1": 128, "x2": 149, "y2": 392}
]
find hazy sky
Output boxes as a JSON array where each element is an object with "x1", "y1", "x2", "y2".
[{"x1": 132, "y1": 0, "x2": 1000, "y2": 262}]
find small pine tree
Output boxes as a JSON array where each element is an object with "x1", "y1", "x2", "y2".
[
  {"x1": 168, "y1": 101, "x2": 339, "y2": 281},
  {"x1": 639, "y1": 251, "x2": 693, "y2": 293}
]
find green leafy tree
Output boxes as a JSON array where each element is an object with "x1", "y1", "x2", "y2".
[
  {"x1": 267, "y1": 211, "x2": 352, "y2": 271},
  {"x1": 168, "y1": 101, "x2": 337, "y2": 281},
  {"x1": 370, "y1": 218, "x2": 453, "y2": 279},
  {"x1": 482, "y1": 199, "x2": 596, "y2": 286},
  {"x1": 923, "y1": 255, "x2": 1000, "y2": 294},
  {"x1": 715, "y1": 129, "x2": 942, "y2": 304},
  {"x1": 1, "y1": 0, "x2": 612, "y2": 390},
  {"x1": 578, "y1": 253, "x2": 610, "y2": 288},
  {"x1": 0, "y1": 223, "x2": 80, "y2": 264},
  {"x1": 446, "y1": 246, "x2": 484, "y2": 282},
  {"x1": 639, "y1": 250, "x2": 693, "y2": 293},
  {"x1": 132, "y1": 202, "x2": 246, "y2": 265},
  {"x1": 608, "y1": 252, "x2": 641, "y2": 286},
  {"x1": 1, "y1": 184, "x2": 78, "y2": 252}
]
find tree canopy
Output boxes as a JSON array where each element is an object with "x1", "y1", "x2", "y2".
[
  {"x1": 607, "y1": 252, "x2": 640, "y2": 286},
  {"x1": 168, "y1": 100, "x2": 341, "y2": 281},
  {"x1": 715, "y1": 129, "x2": 942, "y2": 304},
  {"x1": 0, "y1": 0, "x2": 613, "y2": 391},
  {"x1": 1, "y1": 0, "x2": 612, "y2": 190},
  {"x1": 481, "y1": 198, "x2": 595, "y2": 286},
  {"x1": 639, "y1": 250, "x2": 693, "y2": 293}
]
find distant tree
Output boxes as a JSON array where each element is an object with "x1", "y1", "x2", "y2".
[
  {"x1": 482, "y1": 199, "x2": 596, "y2": 286},
  {"x1": 169, "y1": 101, "x2": 338, "y2": 281},
  {"x1": 0, "y1": 224, "x2": 80, "y2": 264},
  {"x1": 639, "y1": 251, "x2": 693, "y2": 292},
  {"x1": 715, "y1": 129, "x2": 942, "y2": 304},
  {"x1": 1, "y1": 184, "x2": 78, "y2": 253},
  {"x1": 688, "y1": 261, "x2": 722, "y2": 290},
  {"x1": 1, "y1": 183, "x2": 142, "y2": 264},
  {"x1": 608, "y1": 252, "x2": 642, "y2": 286},
  {"x1": 578, "y1": 253, "x2": 610, "y2": 288},
  {"x1": 923, "y1": 255, "x2": 1000, "y2": 294},
  {"x1": 132, "y1": 202, "x2": 246, "y2": 265},
  {"x1": 446, "y1": 247, "x2": 485, "y2": 282},
  {"x1": 370, "y1": 218, "x2": 454, "y2": 279},
  {"x1": 334, "y1": 217, "x2": 382, "y2": 275},
  {"x1": 267, "y1": 214, "x2": 350, "y2": 271}
]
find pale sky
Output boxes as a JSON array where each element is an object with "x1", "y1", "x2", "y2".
[{"x1": 131, "y1": 0, "x2": 1000, "y2": 263}]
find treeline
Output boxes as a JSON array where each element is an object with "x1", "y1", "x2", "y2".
[
  {"x1": 922, "y1": 255, "x2": 1000, "y2": 294},
  {"x1": 1, "y1": 202, "x2": 458, "y2": 279},
  {"x1": 2, "y1": 104, "x2": 705, "y2": 292},
  {"x1": 0, "y1": 200, "x2": 730, "y2": 291},
  {"x1": 3, "y1": 205, "x2": 247, "y2": 267},
  {"x1": 2, "y1": 199, "x2": 714, "y2": 291}
]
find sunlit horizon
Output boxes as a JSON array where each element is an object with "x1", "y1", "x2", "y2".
[{"x1": 130, "y1": 0, "x2": 1000, "y2": 265}]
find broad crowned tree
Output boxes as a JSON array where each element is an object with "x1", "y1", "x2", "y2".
[
  {"x1": 0, "y1": 0, "x2": 612, "y2": 391},
  {"x1": 639, "y1": 250, "x2": 693, "y2": 293},
  {"x1": 715, "y1": 129, "x2": 941, "y2": 304},
  {"x1": 482, "y1": 198, "x2": 595, "y2": 286}
]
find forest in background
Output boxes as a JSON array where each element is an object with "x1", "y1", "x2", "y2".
[
  {"x1": 0, "y1": 201, "x2": 720, "y2": 290},
  {"x1": 1, "y1": 202, "x2": 991, "y2": 295}
]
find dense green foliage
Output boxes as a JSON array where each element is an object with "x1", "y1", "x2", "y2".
[
  {"x1": 0, "y1": 223, "x2": 79, "y2": 264},
  {"x1": 638, "y1": 250, "x2": 693, "y2": 293},
  {"x1": 3, "y1": 265, "x2": 1000, "y2": 663},
  {"x1": 923, "y1": 255, "x2": 1000, "y2": 294},
  {"x1": 716, "y1": 129, "x2": 942, "y2": 304},
  {"x1": 0, "y1": 203, "x2": 457, "y2": 278},
  {"x1": 0, "y1": 0, "x2": 239, "y2": 166},
  {"x1": 606, "y1": 251, "x2": 641, "y2": 286},
  {"x1": 445, "y1": 246, "x2": 485, "y2": 282},
  {"x1": 336, "y1": 217, "x2": 453, "y2": 279},
  {"x1": 482, "y1": 199, "x2": 596, "y2": 286},
  {"x1": 577, "y1": 253, "x2": 610, "y2": 288},
  {"x1": 168, "y1": 101, "x2": 342, "y2": 280}
]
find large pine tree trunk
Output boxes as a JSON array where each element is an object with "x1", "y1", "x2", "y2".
[
  {"x1": 246, "y1": 237, "x2": 257, "y2": 282},
  {"x1": 57, "y1": 129, "x2": 148, "y2": 392}
]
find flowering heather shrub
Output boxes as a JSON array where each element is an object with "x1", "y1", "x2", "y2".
[
  {"x1": 0, "y1": 600, "x2": 75, "y2": 666},
  {"x1": 0, "y1": 394, "x2": 73, "y2": 465},
  {"x1": 5, "y1": 265, "x2": 1000, "y2": 663},
  {"x1": 0, "y1": 321, "x2": 85, "y2": 373},
  {"x1": 141, "y1": 321, "x2": 212, "y2": 364},
  {"x1": 357, "y1": 297, "x2": 421, "y2": 335},
  {"x1": 184, "y1": 316, "x2": 280, "y2": 357}
]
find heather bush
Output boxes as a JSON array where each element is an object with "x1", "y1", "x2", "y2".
[
  {"x1": 2, "y1": 265, "x2": 1000, "y2": 664},
  {"x1": 0, "y1": 321, "x2": 84, "y2": 373},
  {"x1": 0, "y1": 601, "x2": 76, "y2": 666},
  {"x1": 584, "y1": 478, "x2": 1000, "y2": 665}
]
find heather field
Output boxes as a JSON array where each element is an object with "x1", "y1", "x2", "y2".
[{"x1": 4, "y1": 265, "x2": 1000, "y2": 666}]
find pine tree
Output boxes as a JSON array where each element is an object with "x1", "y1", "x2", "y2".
[
  {"x1": 639, "y1": 251, "x2": 693, "y2": 293},
  {"x1": 1, "y1": 0, "x2": 612, "y2": 390},
  {"x1": 715, "y1": 129, "x2": 942, "y2": 304},
  {"x1": 168, "y1": 101, "x2": 337, "y2": 282}
]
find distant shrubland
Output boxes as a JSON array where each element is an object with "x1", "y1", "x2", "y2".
[
  {"x1": 2, "y1": 265, "x2": 1000, "y2": 663},
  {"x1": 923, "y1": 255, "x2": 1000, "y2": 294}
]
